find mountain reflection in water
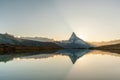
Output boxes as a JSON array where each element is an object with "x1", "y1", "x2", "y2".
[
  {"x1": 0, "y1": 49, "x2": 90, "y2": 64},
  {"x1": 0, "y1": 49, "x2": 120, "y2": 64},
  {"x1": 0, "y1": 50, "x2": 120, "y2": 80}
]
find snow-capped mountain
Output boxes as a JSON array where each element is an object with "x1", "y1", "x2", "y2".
[{"x1": 56, "y1": 32, "x2": 91, "y2": 48}]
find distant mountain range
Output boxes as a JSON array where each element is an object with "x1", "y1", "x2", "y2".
[
  {"x1": 97, "y1": 43, "x2": 120, "y2": 50},
  {"x1": 21, "y1": 37, "x2": 54, "y2": 42},
  {"x1": 89, "y1": 39, "x2": 120, "y2": 53},
  {"x1": 0, "y1": 33, "x2": 62, "y2": 51},
  {"x1": 0, "y1": 33, "x2": 57, "y2": 46},
  {"x1": 0, "y1": 32, "x2": 91, "y2": 49},
  {"x1": 89, "y1": 40, "x2": 120, "y2": 47},
  {"x1": 0, "y1": 32, "x2": 119, "y2": 53},
  {"x1": 96, "y1": 43, "x2": 120, "y2": 53}
]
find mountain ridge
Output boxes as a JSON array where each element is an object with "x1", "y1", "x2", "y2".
[
  {"x1": 0, "y1": 33, "x2": 62, "y2": 52},
  {"x1": 21, "y1": 37, "x2": 54, "y2": 42}
]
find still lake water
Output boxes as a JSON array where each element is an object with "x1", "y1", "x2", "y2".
[{"x1": 0, "y1": 49, "x2": 120, "y2": 80}]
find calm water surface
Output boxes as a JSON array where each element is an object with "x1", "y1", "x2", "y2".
[{"x1": 0, "y1": 50, "x2": 120, "y2": 80}]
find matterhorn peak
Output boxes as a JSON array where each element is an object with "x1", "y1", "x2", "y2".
[
  {"x1": 56, "y1": 32, "x2": 91, "y2": 49},
  {"x1": 69, "y1": 32, "x2": 81, "y2": 42},
  {"x1": 69, "y1": 32, "x2": 77, "y2": 40},
  {"x1": 71, "y1": 32, "x2": 76, "y2": 37},
  {"x1": 68, "y1": 32, "x2": 90, "y2": 48}
]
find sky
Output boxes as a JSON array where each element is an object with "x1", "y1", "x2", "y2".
[{"x1": 0, "y1": 0, "x2": 120, "y2": 41}]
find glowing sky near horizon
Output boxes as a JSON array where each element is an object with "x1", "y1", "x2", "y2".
[{"x1": 0, "y1": 0, "x2": 120, "y2": 41}]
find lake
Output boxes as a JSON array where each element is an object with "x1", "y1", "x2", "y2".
[{"x1": 0, "y1": 49, "x2": 120, "y2": 80}]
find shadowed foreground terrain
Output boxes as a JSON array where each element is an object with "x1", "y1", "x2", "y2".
[
  {"x1": 0, "y1": 44, "x2": 62, "y2": 53},
  {"x1": 0, "y1": 43, "x2": 120, "y2": 54}
]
